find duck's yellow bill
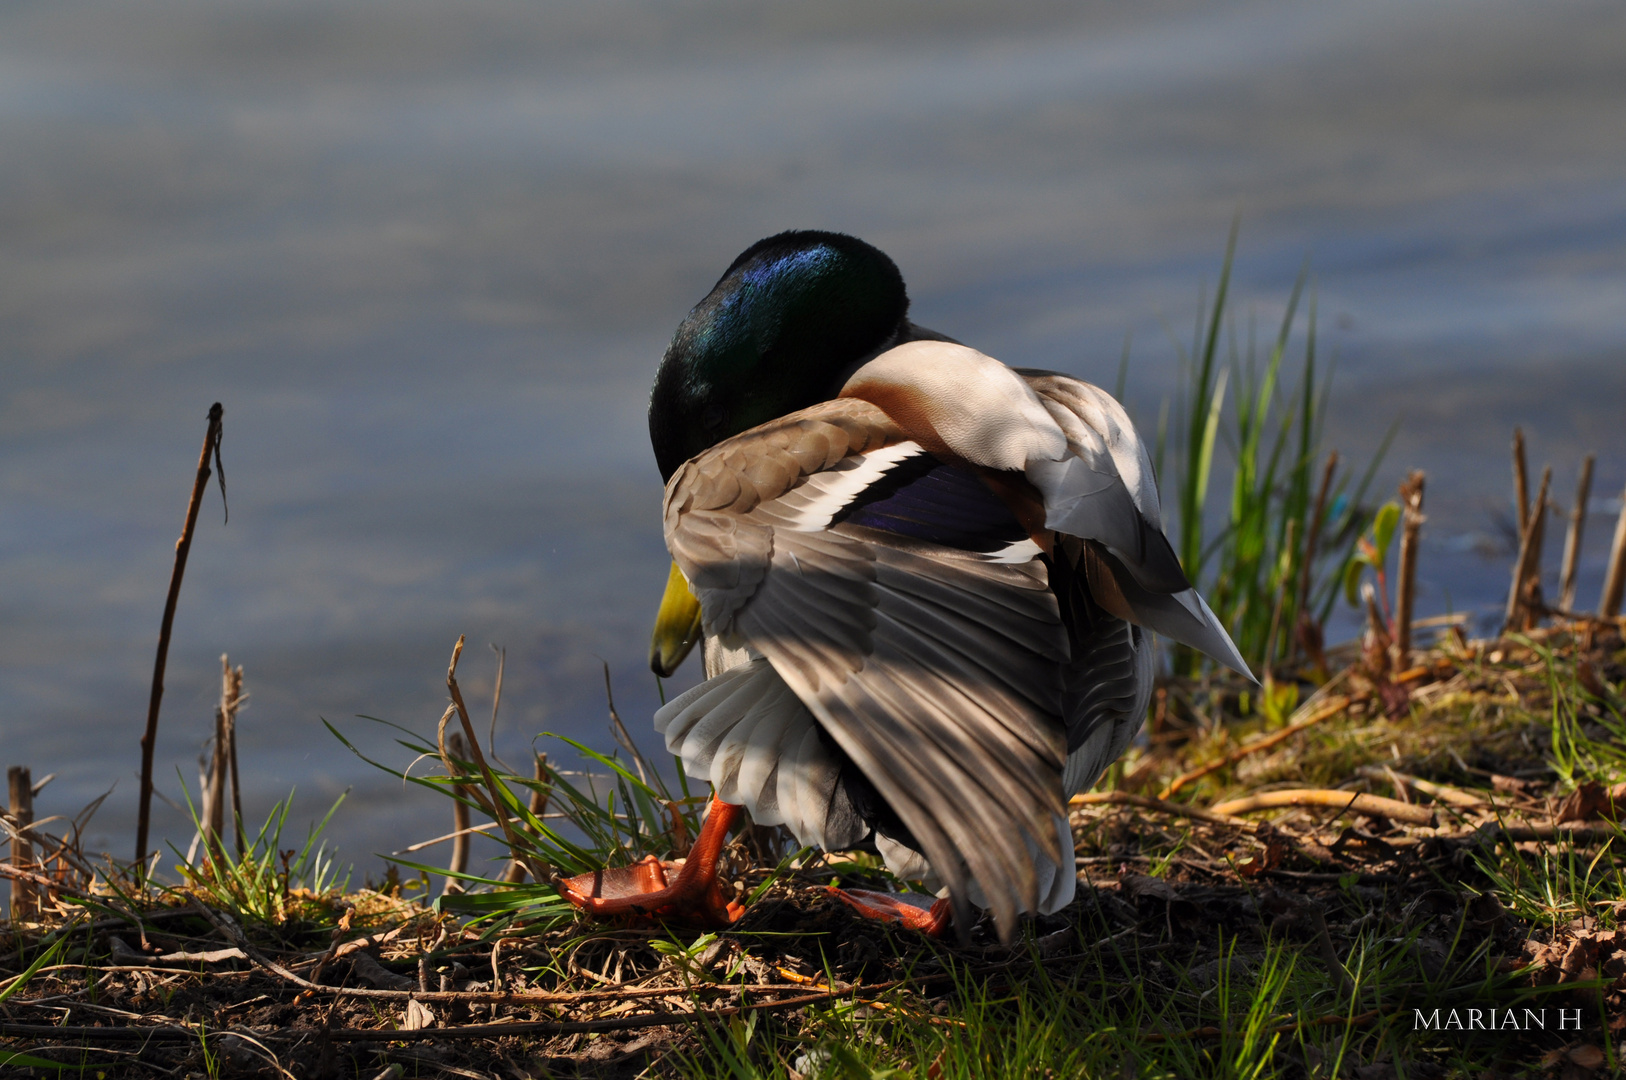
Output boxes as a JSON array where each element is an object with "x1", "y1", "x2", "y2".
[{"x1": 649, "y1": 561, "x2": 703, "y2": 677}]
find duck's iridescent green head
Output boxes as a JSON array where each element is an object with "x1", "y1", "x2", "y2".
[{"x1": 649, "y1": 230, "x2": 910, "y2": 481}]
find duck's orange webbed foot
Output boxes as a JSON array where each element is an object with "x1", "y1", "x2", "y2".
[
  {"x1": 828, "y1": 887, "x2": 953, "y2": 937},
  {"x1": 558, "y1": 796, "x2": 745, "y2": 928}
]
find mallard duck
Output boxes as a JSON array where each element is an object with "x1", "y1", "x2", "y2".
[{"x1": 560, "y1": 230, "x2": 1248, "y2": 941}]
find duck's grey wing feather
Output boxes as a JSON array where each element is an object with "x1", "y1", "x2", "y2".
[{"x1": 1020, "y1": 371, "x2": 1253, "y2": 680}]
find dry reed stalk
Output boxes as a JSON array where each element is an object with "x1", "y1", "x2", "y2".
[
  {"x1": 136, "y1": 402, "x2": 226, "y2": 871},
  {"x1": 7, "y1": 766, "x2": 34, "y2": 920},
  {"x1": 1393, "y1": 471, "x2": 1425, "y2": 666},
  {"x1": 488, "y1": 644, "x2": 505, "y2": 753},
  {"x1": 1208, "y1": 789, "x2": 1435, "y2": 826},
  {"x1": 223, "y1": 659, "x2": 246, "y2": 858},
  {"x1": 1559, "y1": 455, "x2": 1594, "y2": 612},
  {"x1": 442, "y1": 637, "x2": 547, "y2": 882},
  {"x1": 1601, "y1": 481, "x2": 1626, "y2": 619},
  {"x1": 1504, "y1": 466, "x2": 1550, "y2": 632},
  {"x1": 1511, "y1": 427, "x2": 1530, "y2": 538},
  {"x1": 205, "y1": 697, "x2": 228, "y2": 868},
  {"x1": 504, "y1": 752, "x2": 548, "y2": 884},
  {"x1": 444, "y1": 732, "x2": 470, "y2": 895}
]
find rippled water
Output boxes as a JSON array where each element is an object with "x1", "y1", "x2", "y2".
[{"x1": 3, "y1": 0, "x2": 1623, "y2": 873}]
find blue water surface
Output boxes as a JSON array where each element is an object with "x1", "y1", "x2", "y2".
[{"x1": 1, "y1": 0, "x2": 1622, "y2": 875}]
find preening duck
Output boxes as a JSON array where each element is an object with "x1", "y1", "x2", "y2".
[{"x1": 559, "y1": 230, "x2": 1249, "y2": 941}]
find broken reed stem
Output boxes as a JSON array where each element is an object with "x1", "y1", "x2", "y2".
[
  {"x1": 224, "y1": 660, "x2": 246, "y2": 859},
  {"x1": 1504, "y1": 466, "x2": 1551, "y2": 632},
  {"x1": 1559, "y1": 455, "x2": 1594, "y2": 612},
  {"x1": 444, "y1": 637, "x2": 546, "y2": 883},
  {"x1": 1601, "y1": 481, "x2": 1626, "y2": 619},
  {"x1": 444, "y1": 732, "x2": 471, "y2": 895},
  {"x1": 1393, "y1": 470, "x2": 1425, "y2": 667},
  {"x1": 136, "y1": 402, "x2": 226, "y2": 873},
  {"x1": 488, "y1": 644, "x2": 505, "y2": 754},
  {"x1": 7, "y1": 766, "x2": 34, "y2": 920},
  {"x1": 504, "y1": 752, "x2": 549, "y2": 884},
  {"x1": 206, "y1": 697, "x2": 228, "y2": 869},
  {"x1": 1511, "y1": 427, "x2": 1530, "y2": 539}
]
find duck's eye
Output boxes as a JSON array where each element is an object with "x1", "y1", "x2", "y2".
[{"x1": 701, "y1": 405, "x2": 724, "y2": 430}]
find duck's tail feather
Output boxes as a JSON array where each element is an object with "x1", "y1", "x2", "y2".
[{"x1": 654, "y1": 655, "x2": 867, "y2": 851}]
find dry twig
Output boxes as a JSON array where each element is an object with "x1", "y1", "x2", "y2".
[
  {"x1": 136, "y1": 402, "x2": 226, "y2": 872},
  {"x1": 1068, "y1": 790, "x2": 1254, "y2": 830},
  {"x1": 1209, "y1": 789, "x2": 1435, "y2": 826}
]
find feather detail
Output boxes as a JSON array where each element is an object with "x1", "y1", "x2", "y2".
[
  {"x1": 656, "y1": 656, "x2": 864, "y2": 852},
  {"x1": 1021, "y1": 371, "x2": 1252, "y2": 680}
]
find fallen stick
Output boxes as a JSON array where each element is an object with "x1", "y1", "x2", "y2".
[
  {"x1": 136, "y1": 403, "x2": 226, "y2": 872},
  {"x1": 1353, "y1": 766, "x2": 1485, "y2": 808},
  {"x1": 1068, "y1": 790, "x2": 1255, "y2": 830},
  {"x1": 1159, "y1": 691, "x2": 1350, "y2": 799},
  {"x1": 1209, "y1": 789, "x2": 1435, "y2": 826}
]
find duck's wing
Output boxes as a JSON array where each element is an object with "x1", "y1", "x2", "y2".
[
  {"x1": 1017, "y1": 369, "x2": 1253, "y2": 680},
  {"x1": 663, "y1": 398, "x2": 1071, "y2": 939},
  {"x1": 834, "y1": 342, "x2": 1249, "y2": 678}
]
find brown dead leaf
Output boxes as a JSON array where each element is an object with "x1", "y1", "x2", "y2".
[
  {"x1": 1556, "y1": 781, "x2": 1626, "y2": 822},
  {"x1": 1491, "y1": 774, "x2": 1538, "y2": 795},
  {"x1": 350, "y1": 952, "x2": 415, "y2": 990},
  {"x1": 1566, "y1": 1044, "x2": 1605, "y2": 1070},
  {"x1": 1235, "y1": 837, "x2": 1288, "y2": 879},
  {"x1": 1119, "y1": 872, "x2": 1177, "y2": 903},
  {"x1": 401, "y1": 998, "x2": 435, "y2": 1031}
]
